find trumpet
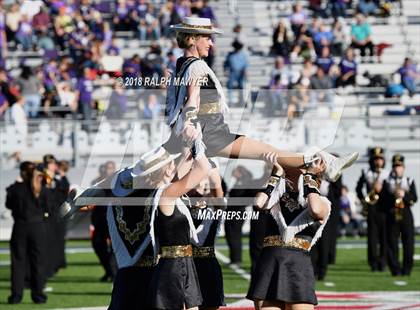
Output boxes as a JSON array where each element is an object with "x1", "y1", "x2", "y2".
[
  {"x1": 365, "y1": 168, "x2": 382, "y2": 205},
  {"x1": 394, "y1": 178, "x2": 405, "y2": 222}
]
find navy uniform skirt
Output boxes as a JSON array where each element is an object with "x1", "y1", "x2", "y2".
[
  {"x1": 247, "y1": 247, "x2": 318, "y2": 305},
  {"x1": 108, "y1": 266, "x2": 154, "y2": 310},
  {"x1": 194, "y1": 257, "x2": 225, "y2": 307},
  {"x1": 148, "y1": 257, "x2": 202, "y2": 309},
  {"x1": 163, "y1": 113, "x2": 241, "y2": 157}
]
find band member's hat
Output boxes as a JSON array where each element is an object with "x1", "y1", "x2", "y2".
[
  {"x1": 369, "y1": 147, "x2": 384, "y2": 159},
  {"x1": 392, "y1": 154, "x2": 405, "y2": 166},
  {"x1": 170, "y1": 17, "x2": 223, "y2": 34},
  {"x1": 111, "y1": 147, "x2": 181, "y2": 197}
]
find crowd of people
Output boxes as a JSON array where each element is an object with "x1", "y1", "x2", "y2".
[
  {"x1": 0, "y1": 0, "x2": 218, "y2": 128},
  {"x1": 5, "y1": 154, "x2": 70, "y2": 304},
  {"x1": 260, "y1": 1, "x2": 419, "y2": 116}
]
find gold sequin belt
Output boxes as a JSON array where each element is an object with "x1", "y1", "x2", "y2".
[
  {"x1": 134, "y1": 255, "x2": 158, "y2": 268},
  {"x1": 161, "y1": 245, "x2": 193, "y2": 258},
  {"x1": 198, "y1": 102, "x2": 221, "y2": 115},
  {"x1": 263, "y1": 235, "x2": 311, "y2": 251},
  {"x1": 193, "y1": 246, "x2": 215, "y2": 258}
]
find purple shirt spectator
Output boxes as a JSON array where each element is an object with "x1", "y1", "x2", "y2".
[
  {"x1": 123, "y1": 57, "x2": 141, "y2": 78},
  {"x1": 107, "y1": 45, "x2": 120, "y2": 56},
  {"x1": 340, "y1": 58, "x2": 357, "y2": 75},
  {"x1": 77, "y1": 77, "x2": 93, "y2": 104},
  {"x1": 398, "y1": 64, "x2": 417, "y2": 82},
  {"x1": 316, "y1": 56, "x2": 334, "y2": 73}
]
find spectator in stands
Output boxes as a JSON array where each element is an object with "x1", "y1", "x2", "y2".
[
  {"x1": 106, "y1": 82, "x2": 127, "y2": 120},
  {"x1": 288, "y1": 77, "x2": 311, "y2": 118},
  {"x1": 143, "y1": 43, "x2": 164, "y2": 80},
  {"x1": 57, "y1": 81, "x2": 77, "y2": 116},
  {"x1": 54, "y1": 6, "x2": 74, "y2": 49},
  {"x1": 339, "y1": 185, "x2": 361, "y2": 237},
  {"x1": 268, "y1": 74, "x2": 287, "y2": 116},
  {"x1": 271, "y1": 21, "x2": 291, "y2": 59},
  {"x1": 328, "y1": 0, "x2": 348, "y2": 18},
  {"x1": 224, "y1": 41, "x2": 248, "y2": 107},
  {"x1": 331, "y1": 18, "x2": 346, "y2": 56},
  {"x1": 5, "y1": 3, "x2": 20, "y2": 44},
  {"x1": 290, "y1": 23, "x2": 315, "y2": 61},
  {"x1": 19, "y1": 66, "x2": 42, "y2": 119},
  {"x1": 270, "y1": 56, "x2": 297, "y2": 87},
  {"x1": 316, "y1": 46, "x2": 335, "y2": 75},
  {"x1": 142, "y1": 93, "x2": 162, "y2": 138},
  {"x1": 310, "y1": 66, "x2": 334, "y2": 110},
  {"x1": 0, "y1": 69, "x2": 19, "y2": 106},
  {"x1": 196, "y1": 0, "x2": 217, "y2": 23},
  {"x1": 31, "y1": 6, "x2": 50, "y2": 34},
  {"x1": 300, "y1": 58, "x2": 316, "y2": 80},
  {"x1": 357, "y1": 0, "x2": 378, "y2": 16},
  {"x1": 313, "y1": 21, "x2": 334, "y2": 55},
  {"x1": 123, "y1": 54, "x2": 142, "y2": 79},
  {"x1": 289, "y1": 2, "x2": 308, "y2": 37},
  {"x1": 351, "y1": 14, "x2": 375, "y2": 62},
  {"x1": 337, "y1": 48, "x2": 357, "y2": 87},
  {"x1": 106, "y1": 36, "x2": 120, "y2": 56},
  {"x1": 398, "y1": 57, "x2": 419, "y2": 97},
  {"x1": 0, "y1": 6, "x2": 7, "y2": 68},
  {"x1": 16, "y1": 14, "x2": 34, "y2": 51},
  {"x1": 139, "y1": 5, "x2": 161, "y2": 41},
  {"x1": 159, "y1": 1, "x2": 181, "y2": 37},
  {"x1": 7, "y1": 96, "x2": 27, "y2": 138},
  {"x1": 76, "y1": 68, "x2": 94, "y2": 132},
  {"x1": 0, "y1": 92, "x2": 9, "y2": 121},
  {"x1": 114, "y1": 0, "x2": 132, "y2": 31},
  {"x1": 233, "y1": 24, "x2": 246, "y2": 47},
  {"x1": 175, "y1": 0, "x2": 192, "y2": 20},
  {"x1": 308, "y1": 0, "x2": 328, "y2": 18},
  {"x1": 165, "y1": 51, "x2": 177, "y2": 73}
]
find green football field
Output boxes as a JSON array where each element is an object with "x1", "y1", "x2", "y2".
[{"x1": 0, "y1": 239, "x2": 419, "y2": 309}]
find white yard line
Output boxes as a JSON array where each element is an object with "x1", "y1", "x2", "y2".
[{"x1": 215, "y1": 249, "x2": 251, "y2": 281}]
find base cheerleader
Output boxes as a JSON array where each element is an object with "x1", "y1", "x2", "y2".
[{"x1": 247, "y1": 156, "x2": 331, "y2": 309}]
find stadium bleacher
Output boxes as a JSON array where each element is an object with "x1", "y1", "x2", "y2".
[{"x1": 0, "y1": 0, "x2": 419, "y2": 234}]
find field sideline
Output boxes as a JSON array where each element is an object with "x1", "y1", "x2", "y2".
[{"x1": 0, "y1": 240, "x2": 419, "y2": 309}]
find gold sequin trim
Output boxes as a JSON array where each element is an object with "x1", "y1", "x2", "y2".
[
  {"x1": 198, "y1": 102, "x2": 221, "y2": 115},
  {"x1": 134, "y1": 255, "x2": 158, "y2": 267},
  {"x1": 193, "y1": 246, "x2": 215, "y2": 258},
  {"x1": 181, "y1": 22, "x2": 213, "y2": 30},
  {"x1": 161, "y1": 245, "x2": 193, "y2": 258},
  {"x1": 115, "y1": 197, "x2": 153, "y2": 245},
  {"x1": 263, "y1": 235, "x2": 311, "y2": 251}
]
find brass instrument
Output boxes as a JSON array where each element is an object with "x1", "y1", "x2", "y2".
[
  {"x1": 362, "y1": 169, "x2": 382, "y2": 216},
  {"x1": 42, "y1": 169, "x2": 54, "y2": 186},
  {"x1": 394, "y1": 178, "x2": 405, "y2": 222}
]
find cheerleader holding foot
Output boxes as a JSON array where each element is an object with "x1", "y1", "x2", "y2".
[
  {"x1": 164, "y1": 17, "x2": 359, "y2": 202},
  {"x1": 148, "y1": 137, "x2": 211, "y2": 310},
  {"x1": 247, "y1": 154, "x2": 331, "y2": 310}
]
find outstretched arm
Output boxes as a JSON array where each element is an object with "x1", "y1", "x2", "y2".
[
  {"x1": 303, "y1": 159, "x2": 329, "y2": 221},
  {"x1": 159, "y1": 140, "x2": 211, "y2": 215}
]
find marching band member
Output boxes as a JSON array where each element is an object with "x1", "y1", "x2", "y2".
[
  {"x1": 356, "y1": 147, "x2": 389, "y2": 272},
  {"x1": 247, "y1": 155, "x2": 330, "y2": 309},
  {"x1": 381, "y1": 154, "x2": 417, "y2": 276}
]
